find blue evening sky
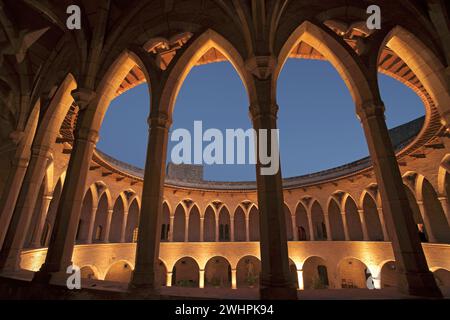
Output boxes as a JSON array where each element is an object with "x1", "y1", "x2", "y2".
[{"x1": 97, "y1": 59, "x2": 425, "y2": 181}]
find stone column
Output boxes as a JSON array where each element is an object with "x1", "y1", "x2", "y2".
[
  {"x1": 166, "y1": 271, "x2": 173, "y2": 287},
  {"x1": 245, "y1": 217, "x2": 250, "y2": 241},
  {"x1": 230, "y1": 215, "x2": 235, "y2": 242},
  {"x1": 0, "y1": 145, "x2": 52, "y2": 272},
  {"x1": 199, "y1": 269, "x2": 205, "y2": 288},
  {"x1": 249, "y1": 90, "x2": 296, "y2": 299},
  {"x1": 120, "y1": 210, "x2": 129, "y2": 243},
  {"x1": 307, "y1": 210, "x2": 315, "y2": 241},
  {"x1": 340, "y1": 211, "x2": 351, "y2": 241},
  {"x1": 33, "y1": 88, "x2": 98, "y2": 282},
  {"x1": 358, "y1": 209, "x2": 370, "y2": 241},
  {"x1": 323, "y1": 213, "x2": 332, "y2": 241},
  {"x1": 377, "y1": 207, "x2": 389, "y2": 241},
  {"x1": 184, "y1": 215, "x2": 189, "y2": 242},
  {"x1": 129, "y1": 110, "x2": 171, "y2": 289},
  {"x1": 168, "y1": 215, "x2": 174, "y2": 242},
  {"x1": 103, "y1": 209, "x2": 113, "y2": 243},
  {"x1": 437, "y1": 197, "x2": 450, "y2": 225},
  {"x1": 231, "y1": 268, "x2": 237, "y2": 289},
  {"x1": 200, "y1": 217, "x2": 205, "y2": 242},
  {"x1": 357, "y1": 101, "x2": 441, "y2": 297},
  {"x1": 297, "y1": 270, "x2": 304, "y2": 290},
  {"x1": 215, "y1": 217, "x2": 219, "y2": 242},
  {"x1": 291, "y1": 215, "x2": 298, "y2": 241},
  {"x1": 0, "y1": 156, "x2": 29, "y2": 248},
  {"x1": 416, "y1": 200, "x2": 437, "y2": 243},
  {"x1": 30, "y1": 195, "x2": 53, "y2": 248},
  {"x1": 86, "y1": 206, "x2": 97, "y2": 244}
]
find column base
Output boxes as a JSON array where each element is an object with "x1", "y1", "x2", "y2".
[
  {"x1": 397, "y1": 270, "x2": 442, "y2": 298},
  {"x1": 259, "y1": 287, "x2": 297, "y2": 300}
]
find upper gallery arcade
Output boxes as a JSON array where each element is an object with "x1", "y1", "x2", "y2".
[{"x1": 0, "y1": 0, "x2": 450, "y2": 299}]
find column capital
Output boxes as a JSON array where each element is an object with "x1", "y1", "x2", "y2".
[
  {"x1": 245, "y1": 55, "x2": 277, "y2": 80},
  {"x1": 71, "y1": 88, "x2": 96, "y2": 111},
  {"x1": 249, "y1": 103, "x2": 279, "y2": 121},
  {"x1": 31, "y1": 145, "x2": 53, "y2": 160},
  {"x1": 356, "y1": 100, "x2": 385, "y2": 120},
  {"x1": 148, "y1": 110, "x2": 172, "y2": 129},
  {"x1": 75, "y1": 127, "x2": 99, "y2": 144}
]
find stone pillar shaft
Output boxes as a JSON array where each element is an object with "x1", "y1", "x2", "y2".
[
  {"x1": 86, "y1": 206, "x2": 98, "y2": 244},
  {"x1": 231, "y1": 268, "x2": 237, "y2": 289},
  {"x1": 250, "y1": 95, "x2": 296, "y2": 299},
  {"x1": 0, "y1": 146, "x2": 51, "y2": 271},
  {"x1": 358, "y1": 103, "x2": 441, "y2": 297},
  {"x1": 200, "y1": 217, "x2": 205, "y2": 242},
  {"x1": 358, "y1": 209, "x2": 370, "y2": 241},
  {"x1": 130, "y1": 110, "x2": 171, "y2": 288},
  {"x1": 291, "y1": 215, "x2": 298, "y2": 241},
  {"x1": 120, "y1": 211, "x2": 128, "y2": 243},
  {"x1": 307, "y1": 210, "x2": 315, "y2": 241},
  {"x1": 34, "y1": 124, "x2": 98, "y2": 279},
  {"x1": 323, "y1": 213, "x2": 332, "y2": 241},
  {"x1": 340, "y1": 211, "x2": 351, "y2": 241},
  {"x1": 377, "y1": 207, "x2": 389, "y2": 241},
  {"x1": 168, "y1": 216, "x2": 174, "y2": 242},
  {"x1": 30, "y1": 195, "x2": 53, "y2": 248},
  {"x1": 0, "y1": 157, "x2": 29, "y2": 248},
  {"x1": 103, "y1": 209, "x2": 113, "y2": 243},
  {"x1": 438, "y1": 197, "x2": 450, "y2": 226},
  {"x1": 245, "y1": 217, "x2": 250, "y2": 241}
]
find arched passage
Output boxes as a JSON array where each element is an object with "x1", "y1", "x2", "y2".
[
  {"x1": 204, "y1": 256, "x2": 231, "y2": 288},
  {"x1": 328, "y1": 198, "x2": 345, "y2": 240},
  {"x1": 92, "y1": 192, "x2": 110, "y2": 242},
  {"x1": 302, "y1": 256, "x2": 330, "y2": 290},
  {"x1": 188, "y1": 205, "x2": 200, "y2": 242},
  {"x1": 233, "y1": 206, "x2": 246, "y2": 241},
  {"x1": 236, "y1": 256, "x2": 261, "y2": 288},
  {"x1": 362, "y1": 193, "x2": 384, "y2": 241},
  {"x1": 125, "y1": 198, "x2": 139, "y2": 242},
  {"x1": 337, "y1": 258, "x2": 371, "y2": 289},
  {"x1": 77, "y1": 187, "x2": 94, "y2": 243},
  {"x1": 284, "y1": 204, "x2": 293, "y2": 241},
  {"x1": 173, "y1": 204, "x2": 186, "y2": 242},
  {"x1": 204, "y1": 205, "x2": 216, "y2": 242},
  {"x1": 380, "y1": 261, "x2": 397, "y2": 288},
  {"x1": 421, "y1": 178, "x2": 450, "y2": 243},
  {"x1": 433, "y1": 269, "x2": 450, "y2": 287},
  {"x1": 295, "y1": 202, "x2": 310, "y2": 241},
  {"x1": 80, "y1": 266, "x2": 98, "y2": 280},
  {"x1": 104, "y1": 261, "x2": 133, "y2": 283},
  {"x1": 344, "y1": 196, "x2": 363, "y2": 240},
  {"x1": 172, "y1": 257, "x2": 200, "y2": 287},
  {"x1": 311, "y1": 201, "x2": 326, "y2": 240},
  {"x1": 248, "y1": 206, "x2": 259, "y2": 241},
  {"x1": 109, "y1": 195, "x2": 125, "y2": 243},
  {"x1": 218, "y1": 206, "x2": 231, "y2": 241},
  {"x1": 161, "y1": 202, "x2": 170, "y2": 241}
]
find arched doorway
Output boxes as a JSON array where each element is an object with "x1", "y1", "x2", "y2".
[
  {"x1": 161, "y1": 202, "x2": 170, "y2": 241},
  {"x1": 311, "y1": 201, "x2": 326, "y2": 240},
  {"x1": 233, "y1": 206, "x2": 246, "y2": 241},
  {"x1": 302, "y1": 256, "x2": 330, "y2": 289},
  {"x1": 295, "y1": 202, "x2": 310, "y2": 241},
  {"x1": 362, "y1": 193, "x2": 384, "y2": 241},
  {"x1": 172, "y1": 257, "x2": 200, "y2": 287},
  {"x1": 248, "y1": 206, "x2": 259, "y2": 241},
  {"x1": 344, "y1": 196, "x2": 363, "y2": 240},
  {"x1": 204, "y1": 256, "x2": 232, "y2": 288},
  {"x1": 337, "y1": 258, "x2": 371, "y2": 289},
  {"x1": 188, "y1": 205, "x2": 200, "y2": 242},
  {"x1": 236, "y1": 256, "x2": 261, "y2": 288},
  {"x1": 328, "y1": 198, "x2": 345, "y2": 240},
  {"x1": 104, "y1": 261, "x2": 133, "y2": 283},
  {"x1": 218, "y1": 206, "x2": 231, "y2": 241},
  {"x1": 109, "y1": 195, "x2": 125, "y2": 243},
  {"x1": 173, "y1": 204, "x2": 186, "y2": 242},
  {"x1": 380, "y1": 261, "x2": 397, "y2": 288},
  {"x1": 92, "y1": 192, "x2": 110, "y2": 242},
  {"x1": 125, "y1": 198, "x2": 139, "y2": 242},
  {"x1": 80, "y1": 266, "x2": 98, "y2": 280},
  {"x1": 204, "y1": 205, "x2": 216, "y2": 241},
  {"x1": 284, "y1": 204, "x2": 293, "y2": 241}
]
